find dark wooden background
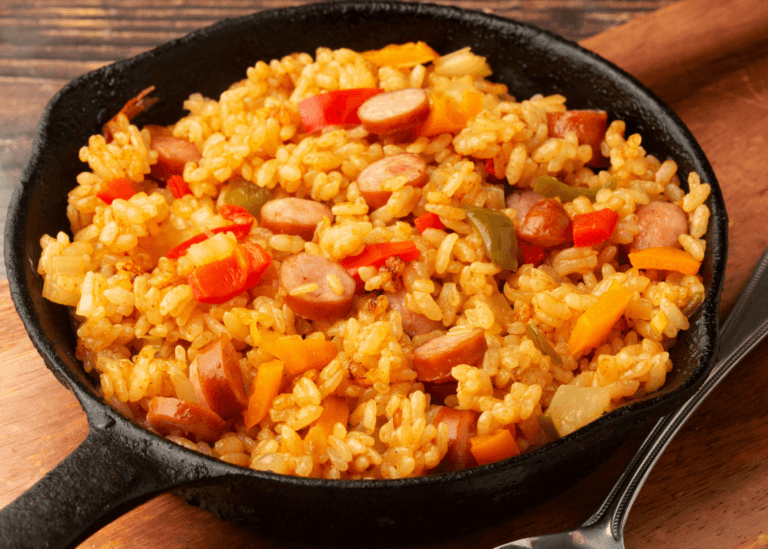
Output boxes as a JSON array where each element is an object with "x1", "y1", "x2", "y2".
[{"x1": 5, "y1": 1, "x2": 768, "y2": 549}]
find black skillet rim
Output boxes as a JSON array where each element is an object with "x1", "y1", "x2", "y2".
[{"x1": 5, "y1": 0, "x2": 727, "y2": 494}]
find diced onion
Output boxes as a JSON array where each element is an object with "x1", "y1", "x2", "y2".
[
  {"x1": 433, "y1": 47, "x2": 492, "y2": 78},
  {"x1": 547, "y1": 385, "x2": 610, "y2": 437}
]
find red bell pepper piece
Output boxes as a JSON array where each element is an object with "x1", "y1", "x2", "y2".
[
  {"x1": 96, "y1": 178, "x2": 136, "y2": 205},
  {"x1": 572, "y1": 208, "x2": 619, "y2": 247},
  {"x1": 414, "y1": 212, "x2": 445, "y2": 234},
  {"x1": 167, "y1": 175, "x2": 191, "y2": 199},
  {"x1": 520, "y1": 243, "x2": 545, "y2": 266},
  {"x1": 242, "y1": 241, "x2": 273, "y2": 288},
  {"x1": 166, "y1": 208, "x2": 255, "y2": 259},
  {"x1": 189, "y1": 242, "x2": 272, "y2": 304},
  {"x1": 297, "y1": 88, "x2": 383, "y2": 133},
  {"x1": 485, "y1": 158, "x2": 496, "y2": 178},
  {"x1": 339, "y1": 241, "x2": 421, "y2": 278}
]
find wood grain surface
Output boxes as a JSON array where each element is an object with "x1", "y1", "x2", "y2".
[{"x1": 2, "y1": 0, "x2": 768, "y2": 548}]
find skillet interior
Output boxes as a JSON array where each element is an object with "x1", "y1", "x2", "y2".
[{"x1": 5, "y1": 1, "x2": 727, "y2": 543}]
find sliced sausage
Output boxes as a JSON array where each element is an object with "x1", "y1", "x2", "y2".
[
  {"x1": 412, "y1": 329, "x2": 488, "y2": 383},
  {"x1": 260, "y1": 197, "x2": 334, "y2": 241},
  {"x1": 280, "y1": 252, "x2": 356, "y2": 321},
  {"x1": 357, "y1": 88, "x2": 430, "y2": 135},
  {"x1": 387, "y1": 290, "x2": 443, "y2": 337},
  {"x1": 547, "y1": 110, "x2": 608, "y2": 168},
  {"x1": 190, "y1": 336, "x2": 248, "y2": 419},
  {"x1": 147, "y1": 125, "x2": 202, "y2": 182},
  {"x1": 147, "y1": 397, "x2": 226, "y2": 443},
  {"x1": 517, "y1": 198, "x2": 573, "y2": 248},
  {"x1": 433, "y1": 406, "x2": 478, "y2": 471},
  {"x1": 631, "y1": 201, "x2": 688, "y2": 251},
  {"x1": 357, "y1": 153, "x2": 428, "y2": 210},
  {"x1": 506, "y1": 190, "x2": 544, "y2": 222}
]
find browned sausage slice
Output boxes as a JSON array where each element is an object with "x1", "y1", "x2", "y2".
[
  {"x1": 412, "y1": 329, "x2": 487, "y2": 383},
  {"x1": 280, "y1": 252, "x2": 356, "y2": 321},
  {"x1": 506, "y1": 190, "x2": 544, "y2": 222},
  {"x1": 433, "y1": 406, "x2": 478, "y2": 471},
  {"x1": 147, "y1": 397, "x2": 226, "y2": 443},
  {"x1": 547, "y1": 110, "x2": 608, "y2": 168},
  {"x1": 190, "y1": 335, "x2": 248, "y2": 419},
  {"x1": 357, "y1": 88, "x2": 430, "y2": 135},
  {"x1": 387, "y1": 290, "x2": 443, "y2": 337},
  {"x1": 631, "y1": 201, "x2": 688, "y2": 251},
  {"x1": 147, "y1": 126, "x2": 202, "y2": 182},
  {"x1": 517, "y1": 198, "x2": 573, "y2": 248},
  {"x1": 259, "y1": 197, "x2": 334, "y2": 241},
  {"x1": 357, "y1": 153, "x2": 428, "y2": 210}
]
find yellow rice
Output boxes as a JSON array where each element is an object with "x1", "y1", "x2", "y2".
[{"x1": 37, "y1": 44, "x2": 709, "y2": 479}]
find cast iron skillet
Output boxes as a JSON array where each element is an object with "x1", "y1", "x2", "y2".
[{"x1": 1, "y1": 2, "x2": 727, "y2": 548}]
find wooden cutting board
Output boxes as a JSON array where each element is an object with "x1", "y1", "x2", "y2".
[{"x1": 2, "y1": 0, "x2": 768, "y2": 547}]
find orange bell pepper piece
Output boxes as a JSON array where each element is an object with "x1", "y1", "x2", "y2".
[
  {"x1": 243, "y1": 359, "x2": 284, "y2": 431},
  {"x1": 269, "y1": 337, "x2": 339, "y2": 375},
  {"x1": 628, "y1": 246, "x2": 702, "y2": 276},
  {"x1": 567, "y1": 280, "x2": 633, "y2": 356},
  {"x1": 414, "y1": 90, "x2": 484, "y2": 137},
  {"x1": 305, "y1": 395, "x2": 350, "y2": 454},
  {"x1": 469, "y1": 429, "x2": 521, "y2": 466}
]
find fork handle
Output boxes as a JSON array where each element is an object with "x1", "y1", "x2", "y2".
[{"x1": 582, "y1": 248, "x2": 768, "y2": 539}]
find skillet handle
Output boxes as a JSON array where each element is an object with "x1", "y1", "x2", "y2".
[{"x1": 0, "y1": 426, "x2": 167, "y2": 549}]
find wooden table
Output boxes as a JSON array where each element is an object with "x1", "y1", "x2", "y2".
[{"x1": 2, "y1": 1, "x2": 768, "y2": 548}]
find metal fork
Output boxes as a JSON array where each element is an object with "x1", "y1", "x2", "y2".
[{"x1": 496, "y1": 248, "x2": 768, "y2": 549}]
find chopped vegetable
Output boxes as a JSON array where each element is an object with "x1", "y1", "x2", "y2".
[
  {"x1": 520, "y1": 243, "x2": 545, "y2": 266},
  {"x1": 628, "y1": 246, "x2": 702, "y2": 275},
  {"x1": 517, "y1": 413, "x2": 542, "y2": 446},
  {"x1": 305, "y1": 395, "x2": 350, "y2": 454},
  {"x1": 463, "y1": 205, "x2": 518, "y2": 271},
  {"x1": 166, "y1": 207, "x2": 254, "y2": 260},
  {"x1": 361, "y1": 41, "x2": 440, "y2": 68},
  {"x1": 167, "y1": 175, "x2": 191, "y2": 199},
  {"x1": 189, "y1": 242, "x2": 272, "y2": 304},
  {"x1": 470, "y1": 429, "x2": 520, "y2": 465},
  {"x1": 243, "y1": 359, "x2": 284, "y2": 430},
  {"x1": 572, "y1": 208, "x2": 618, "y2": 247},
  {"x1": 413, "y1": 90, "x2": 483, "y2": 137},
  {"x1": 525, "y1": 323, "x2": 563, "y2": 366},
  {"x1": 241, "y1": 241, "x2": 273, "y2": 289},
  {"x1": 339, "y1": 241, "x2": 421, "y2": 278},
  {"x1": 567, "y1": 279, "x2": 633, "y2": 356},
  {"x1": 433, "y1": 47, "x2": 492, "y2": 78},
  {"x1": 547, "y1": 385, "x2": 611, "y2": 437},
  {"x1": 532, "y1": 175, "x2": 617, "y2": 203},
  {"x1": 96, "y1": 178, "x2": 135, "y2": 205},
  {"x1": 414, "y1": 212, "x2": 444, "y2": 233},
  {"x1": 546, "y1": 110, "x2": 608, "y2": 168},
  {"x1": 265, "y1": 336, "x2": 339, "y2": 375},
  {"x1": 537, "y1": 413, "x2": 560, "y2": 443},
  {"x1": 222, "y1": 178, "x2": 273, "y2": 220},
  {"x1": 484, "y1": 158, "x2": 497, "y2": 178},
  {"x1": 297, "y1": 88, "x2": 383, "y2": 133},
  {"x1": 103, "y1": 86, "x2": 158, "y2": 142}
]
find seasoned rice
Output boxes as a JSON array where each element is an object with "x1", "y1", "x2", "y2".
[{"x1": 38, "y1": 42, "x2": 709, "y2": 479}]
